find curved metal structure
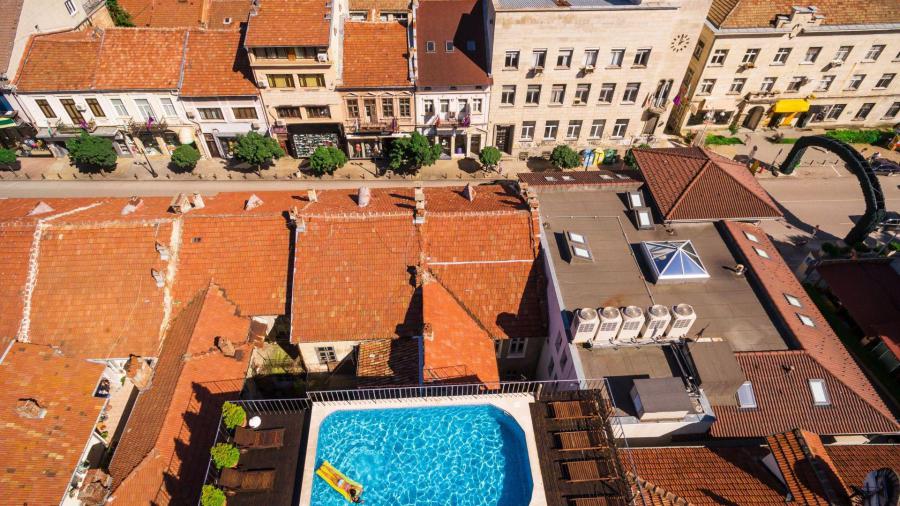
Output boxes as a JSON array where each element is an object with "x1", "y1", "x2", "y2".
[{"x1": 779, "y1": 135, "x2": 886, "y2": 245}]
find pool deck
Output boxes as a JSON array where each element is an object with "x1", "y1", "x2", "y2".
[{"x1": 298, "y1": 393, "x2": 548, "y2": 506}]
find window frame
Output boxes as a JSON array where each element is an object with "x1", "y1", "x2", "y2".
[
  {"x1": 698, "y1": 79, "x2": 715, "y2": 95},
  {"x1": 501, "y1": 85, "x2": 516, "y2": 106},
  {"x1": 543, "y1": 120, "x2": 559, "y2": 140},
  {"x1": 874, "y1": 73, "x2": 895, "y2": 89},
  {"x1": 110, "y1": 98, "x2": 128, "y2": 117},
  {"x1": 742, "y1": 48, "x2": 760, "y2": 64},
  {"x1": 520, "y1": 121, "x2": 535, "y2": 141},
  {"x1": 709, "y1": 48, "x2": 728, "y2": 66},
  {"x1": 267, "y1": 74, "x2": 295, "y2": 88},
  {"x1": 573, "y1": 83, "x2": 590, "y2": 105},
  {"x1": 728, "y1": 78, "x2": 746, "y2": 94},
  {"x1": 622, "y1": 82, "x2": 640, "y2": 103},
  {"x1": 504, "y1": 50, "x2": 520, "y2": 69},
  {"x1": 772, "y1": 47, "x2": 791, "y2": 65},
  {"x1": 86, "y1": 98, "x2": 105, "y2": 117},
  {"x1": 556, "y1": 48, "x2": 573, "y2": 68},
  {"x1": 315, "y1": 346, "x2": 337, "y2": 365},
  {"x1": 550, "y1": 84, "x2": 566, "y2": 105},
  {"x1": 633, "y1": 48, "x2": 651, "y2": 67},
  {"x1": 802, "y1": 46, "x2": 821, "y2": 64},
  {"x1": 507, "y1": 337, "x2": 528, "y2": 358},
  {"x1": 197, "y1": 107, "x2": 225, "y2": 120},
  {"x1": 808, "y1": 379, "x2": 831, "y2": 406},
  {"x1": 598, "y1": 83, "x2": 615, "y2": 104},
  {"x1": 134, "y1": 98, "x2": 155, "y2": 121},
  {"x1": 565, "y1": 120, "x2": 582, "y2": 140},
  {"x1": 611, "y1": 119, "x2": 628, "y2": 139},
  {"x1": 232, "y1": 107, "x2": 258, "y2": 120},
  {"x1": 276, "y1": 106, "x2": 302, "y2": 118},
  {"x1": 609, "y1": 48, "x2": 625, "y2": 67},
  {"x1": 736, "y1": 381, "x2": 757, "y2": 409},
  {"x1": 588, "y1": 119, "x2": 605, "y2": 139},
  {"x1": 159, "y1": 97, "x2": 178, "y2": 117},
  {"x1": 304, "y1": 106, "x2": 330, "y2": 119},
  {"x1": 525, "y1": 85, "x2": 541, "y2": 105},
  {"x1": 863, "y1": 44, "x2": 885, "y2": 61}
]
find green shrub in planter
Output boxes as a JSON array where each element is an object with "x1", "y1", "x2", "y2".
[
  {"x1": 201, "y1": 485, "x2": 226, "y2": 506},
  {"x1": 210, "y1": 443, "x2": 240, "y2": 470},
  {"x1": 171, "y1": 144, "x2": 201, "y2": 171},
  {"x1": 549, "y1": 145, "x2": 579, "y2": 170},
  {"x1": 308, "y1": 145, "x2": 347, "y2": 176},
  {"x1": 0, "y1": 148, "x2": 16, "y2": 167},
  {"x1": 66, "y1": 132, "x2": 117, "y2": 171},
  {"x1": 222, "y1": 402, "x2": 246, "y2": 430},
  {"x1": 705, "y1": 134, "x2": 743, "y2": 146},
  {"x1": 478, "y1": 146, "x2": 502, "y2": 171}
]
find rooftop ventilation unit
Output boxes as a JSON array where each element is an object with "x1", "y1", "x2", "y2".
[
  {"x1": 617, "y1": 305, "x2": 645, "y2": 342},
  {"x1": 595, "y1": 306, "x2": 623, "y2": 343},
  {"x1": 570, "y1": 307, "x2": 599, "y2": 344},
  {"x1": 641, "y1": 304, "x2": 671, "y2": 341},
  {"x1": 665, "y1": 303, "x2": 697, "y2": 340},
  {"x1": 641, "y1": 240, "x2": 710, "y2": 283}
]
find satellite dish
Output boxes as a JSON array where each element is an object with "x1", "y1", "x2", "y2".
[{"x1": 861, "y1": 468, "x2": 900, "y2": 506}]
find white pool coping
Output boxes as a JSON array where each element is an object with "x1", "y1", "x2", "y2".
[{"x1": 298, "y1": 393, "x2": 548, "y2": 506}]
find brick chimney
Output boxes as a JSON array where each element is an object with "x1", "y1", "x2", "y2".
[
  {"x1": 169, "y1": 193, "x2": 192, "y2": 214},
  {"x1": 151, "y1": 269, "x2": 165, "y2": 288},
  {"x1": 121, "y1": 196, "x2": 143, "y2": 215},
  {"x1": 125, "y1": 355, "x2": 154, "y2": 391},
  {"x1": 216, "y1": 336, "x2": 236, "y2": 357},
  {"x1": 155, "y1": 242, "x2": 169, "y2": 261},
  {"x1": 307, "y1": 189, "x2": 318, "y2": 203},
  {"x1": 357, "y1": 187, "x2": 371, "y2": 207},
  {"x1": 16, "y1": 398, "x2": 46, "y2": 419},
  {"x1": 463, "y1": 183, "x2": 476, "y2": 202},
  {"x1": 414, "y1": 187, "x2": 426, "y2": 224},
  {"x1": 191, "y1": 192, "x2": 205, "y2": 209}
]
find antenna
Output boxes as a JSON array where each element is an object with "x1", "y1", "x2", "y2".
[{"x1": 858, "y1": 468, "x2": 900, "y2": 506}]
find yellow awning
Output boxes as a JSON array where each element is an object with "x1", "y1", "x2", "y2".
[{"x1": 773, "y1": 99, "x2": 810, "y2": 114}]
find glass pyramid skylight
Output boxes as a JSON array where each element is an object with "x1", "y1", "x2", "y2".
[{"x1": 641, "y1": 240, "x2": 710, "y2": 282}]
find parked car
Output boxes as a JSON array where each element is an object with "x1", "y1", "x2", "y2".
[{"x1": 871, "y1": 158, "x2": 900, "y2": 176}]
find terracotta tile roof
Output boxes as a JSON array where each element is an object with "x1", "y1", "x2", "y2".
[
  {"x1": 416, "y1": 0, "x2": 491, "y2": 87},
  {"x1": 108, "y1": 285, "x2": 250, "y2": 503},
  {"x1": 765, "y1": 430, "x2": 850, "y2": 505},
  {"x1": 244, "y1": 0, "x2": 331, "y2": 47},
  {"x1": 341, "y1": 21, "x2": 410, "y2": 88},
  {"x1": 826, "y1": 444, "x2": 900, "y2": 488},
  {"x1": 356, "y1": 338, "x2": 421, "y2": 385},
  {"x1": 0, "y1": 0, "x2": 24, "y2": 75},
  {"x1": 708, "y1": 0, "x2": 900, "y2": 28},
  {"x1": 423, "y1": 279, "x2": 499, "y2": 384},
  {"x1": 721, "y1": 221, "x2": 897, "y2": 430},
  {"x1": 93, "y1": 28, "x2": 188, "y2": 90},
  {"x1": 14, "y1": 31, "x2": 101, "y2": 92},
  {"x1": 118, "y1": 0, "x2": 207, "y2": 28},
  {"x1": 711, "y1": 351, "x2": 898, "y2": 437},
  {"x1": 626, "y1": 445, "x2": 786, "y2": 505},
  {"x1": 208, "y1": 0, "x2": 253, "y2": 27},
  {"x1": 349, "y1": 0, "x2": 410, "y2": 12},
  {"x1": 182, "y1": 30, "x2": 258, "y2": 97},
  {"x1": 632, "y1": 148, "x2": 782, "y2": 221},
  {"x1": 0, "y1": 344, "x2": 105, "y2": 505},
  {"x1": 0, "y1": 227, "x2": 32, "y2": 340}
]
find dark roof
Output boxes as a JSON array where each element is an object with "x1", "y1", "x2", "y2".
[
  {"x1": 632, "y1": 147, "x2": 782, "y2": 222},
  {"x1": 0, "y1": 0, "x2": 24, "y2": 75},
  {"x1": 631, "y1": 378, "x2": 693, "y2": 414},
  {"x1": 707, "y1": 0, "x2": 900, "y2": 28},
  {"x1": 416, "y1": 0, "x2": 491, "y2": 87},
  {"x1": 686, "y1": 340, "x2": 746, "y2": 405}
]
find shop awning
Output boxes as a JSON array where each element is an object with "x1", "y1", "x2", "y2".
[
  {"x1": 0, "y1": 117, "x2": 16, "y2": 129},
  {"x1": 773, "y1": 99, "x2": 810, "y2": 114}
]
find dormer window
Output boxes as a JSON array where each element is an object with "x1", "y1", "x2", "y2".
[
  {"x1": 223, "y1": 17, "x2": 233, "y2": 25},
  {"x1": 808, "y1": 379, "x2": 830, "y2": 406},
  {"x1": 426, "y1": 41, "x2": 436, "y2": 53}
]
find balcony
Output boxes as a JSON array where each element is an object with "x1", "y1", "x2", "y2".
[
  {"x1": 426, "y1": 112, "x2": 471, "y2": 128},
  {"x1": 344, "y1": 118, "x2": 399, "y2": 134},
  {"x1": 646, "y1": 97, "x2": 668, "y2": 116}
]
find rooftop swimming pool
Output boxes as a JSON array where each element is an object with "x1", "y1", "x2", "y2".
[{"x1": 311, "y1": 404, "x2": 535, "y2": 505}]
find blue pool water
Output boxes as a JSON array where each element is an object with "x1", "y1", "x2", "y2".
[{"x1": 310, "y1": 404, "x2": 534, "y2": 505}]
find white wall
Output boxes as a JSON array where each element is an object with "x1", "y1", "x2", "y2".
[
  {"x1": 4, "y1": 0, "x2": 99, "y2": 78},
  {"x1": 18, "y1": 91, "x2": 190, "y2": 129},
  {"x1": 415, "y1": 88, "x2": 491, "y2": 126}
]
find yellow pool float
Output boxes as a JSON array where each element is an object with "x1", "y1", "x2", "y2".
[{"x1": 316, "y1": 461, "x2": 364, "y2": 502}]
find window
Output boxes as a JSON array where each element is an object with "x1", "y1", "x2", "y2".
[
  {"x1": 276, "y1": 106, "x2": 301, "y2": 118},
  {"x1": 547, "y1": 358, "x2": 555, "y2": 377},
  {"x1": 803, "y1": 46, "x2": 821, "y2": 63},
  {"x1": 550, "y1": 84, "x2": 565, "y2": 104},
  {"x1": 611, "y1": 119, "x2": 628, "y2": 138},
  {"x1": 398, "y1": 97, "x2": 411, "y2": 117},
  {"x1": 598, "y1": 83, "x2": 615, "y2": 103},
  {"x1": 232, "y1": 107, "x2": 258, "y2": 119},
  {"x1": 826, "y1": 104, "x2": 845, "y2": 120},
  {"x1": 305, "y1": 106, "x2": 330, "y2": 118},
  {"x1": 267, "y1": 74, "x2": 294, "y2": 88},
  {"x1": 381, "y1": 98, "x2": 394, "y2": 118},
  {"x1": 589, "y1": 119, "x2": 605, "y2": 139},
  {"x1": 863, "y1": 44, "x2": 885, "y2": 61},
  {"x1": 574, "y1": 84, "x2": 590, "y2": 105},
  {"x1": 737, "y1": 381, "x2": 757, "y2": 409},
  {"x1": 379, "y1": 11, "x2": 407, "y2": 22},
  {"x1": 760, "y1": 77, "x2": 776, "y2": 92},
  {"x1": 729, "y1": 78, "x2": 746, "y2": 94},
  {"x1": 692, "y1": 40, "x2": 705, "y2": 60},
  {"x1": 504, "y1": 50, "x2": 520, "y2": 69},
  {"x1": 298, "y1": 74, "x2": 325, "y2": 88},
  {"x1": 110, "y1": 98, "x2": 128, "y2": 116},
  {"x1": 798, "y1": 313, "x2": 816, "y2": 327},
  {"x1": 501, "y1": 85, "x2": 516, "y2": 105},
  {"x1": 583, "y1": 49, "x2": 598, "y2": 67},
  {"x1": 773, "y1": 47, "x2": 791, "y2": 65},
  {"x1": 698, "y1": 79, "x2": 715, "y2": 95},
  {"x1": 556, "y1": 49, "x2": 573, "y2": 68},
  {"x1": 847, "y1": 74, "x2": 865, "y2": 90},
  {"x1": 60, "y1": 98, "x2": 83, "y2": 123},
  {"x1": 609, "y1": 48, "x2": 624, "y2": 67},
  {"x1": 743, "y1": 231, "x2": 759, "y2": 242},
  {"x1": 834, "y1": 45, "x2": 852, "y2": 62},
  {"x1": 345, "y1": 99, "x2": 360, "y2": 118},
  {"x1": 64, "y1": 0, "x2": 77, "y2": 15},
  {"x1": 532, "y1": 49, "x2": 547, "y2": 68},
  {"x1": 520, "y1": 121, "x2": 535, "y2": 140},
  {"x1": 254, "y1": 47, "x2": 290, "y2": 59},
  {"x1": 507, "y1": 337, "x2": 527, "y2": 358},
  {"x1": 855, "y1": 103, "x2": 874, "y2": 120},
  {"x1": 197, "y1": 107, "x2": 224, "y2": 120},
  {"x1": 349, "y1": 11, "x2": 367, "y2": 20},
  {"x1": 816, "y1": 75, "x2": 835, "y2": 91},
  {"x1": 160, "y1": 97, "x2": 177, "y2": 117},
  {"x1": 622, "y1": 82, "x2": 640, "y2": 103},
  {"x1": 134, "y1": 99, "x2": 155, "y2": 120},
  {"x1": 543, "y1": 120, "x2": 558, "y2": 140},
  {"x1": 439, "y1": 99, "x2": 450, "y2": 114},
  {"x1": 884, "y1": 102, "x2": 900, "y2": 119},
  {"x1": 426, "y1": 41, "x2": 436, "y2": 53},
  {"x1": 565, "y1": 120, "x2": 582, "y2": 140},
  {"x1": 753, "y1": 246, "x2": 769, "y2": 258},
  {"x1": 808, "y1": 379, "x2": 830, "y2": 406},
  {"x1": 784, "y1": 294, "x2": 802, "y2": 307},
  {"x1": 471, "y1": 98, "x2": 482, "y2": 113},
  {"x1": 710, "y1": 48, "x2": 728, "y2": 65},
  {"x1": 466, "y1": 40, "x2": 476, "y2": 52},
  {"x1": 875, "y1": 73, "x2": 895, "y2": 89},
  {"x1": 86, "y1": 98, "x2": 105, "y2": 117},
  {"x1": 445, "y1": 40, "x2": 454, "y2": 52},
  {"x1": 742, "y1": 48, "x2": 760, "y2": 64},
  {"x1": 786, "y1": 76, "x2": 805, "y2": 92},
  {"x1": 633, "y1": 48, "x2": 651, "y2": 66},
  {"x1": 422, "y1": 100, "x2": 434, "y2": 115},
  {"x1": 525, "y1": 85, "x2": 541, "y2": 105},
  {"x1": 316, "y1": 346, "x2": 337, "y2": 364}
]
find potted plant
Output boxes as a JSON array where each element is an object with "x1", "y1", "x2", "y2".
[
  {"x1": 0, "y1": 148, "x2": 16, "y2": 170},
  {"x1": 478, "y1": 146, "x2": 502, "y2": 172},
  {"x1": 201, "y1": 484, "x2": 226, "y2": 506},
  {"x1": 170, "y1": 144, "x2": 201, "y2": 172},
  {"x1": 549, "y1": 145, "x2": 579, "y2": 170},
  {"x1": 210, "y1": 443, "x2": 240, "y2": 470},
  {"x1": 308, "y1": 145, "x2": 348, "y2": 176},
  {"x1": 221, "y1": 402, "x2": 246, "y2": 430}
]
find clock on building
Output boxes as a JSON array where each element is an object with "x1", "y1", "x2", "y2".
[{"x1": 670, "y1": 33, "x2": 691, "y2": 52}]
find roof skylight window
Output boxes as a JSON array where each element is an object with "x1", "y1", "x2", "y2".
[
  {"x1": 785, "y1": 294, "x2": 802, "y2": 307},
  {"x1": 808, "y1": 379, "x2": 830, "y2": 406},
  {"x1": 798, "y1": 313, "x2": 815, "y2": 327},
  {"x1": 744, "y1": 231, "x2": 759, "y2": 243},
  {"x1": 565, "y1": 230, "x2": 593, "y2": 262},
  {"x1": 600, "y1": 174, "x2": 614, "y2": 180},
  {"x1": 753, "y1": 247, "x2": 770, "y2": 259},
  {"x1": 640, "y1": 240, "x2": 710, "y2": 282},
  {"x1": 572, "y1": 246, "x2": 592, "y2": 259},
  {"x1": 544, "y1": 176, "x2": 557, "y2": 181},
  {"x1": 736, "y1": 381, "x2": 757, "y2": 409},
  {"x1": 567, "y1": 232, "x2": 586, "y2": 244}
]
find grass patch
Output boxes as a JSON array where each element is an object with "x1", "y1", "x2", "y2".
[
  {"x1": 804, "y1": 284, "x2": 900, "y2": 408},
  {"x1": 824, "y1": 129, "x2": 892, "y2": 146},
  {"x1": 705, "y1": 134, "x2": 744, "y2": 146}
]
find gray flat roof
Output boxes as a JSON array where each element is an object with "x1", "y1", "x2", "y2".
[{"x1": 540, "y1": 190, "x2": 787, "y2": 352}]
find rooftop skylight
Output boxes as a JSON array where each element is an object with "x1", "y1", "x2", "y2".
[{"x1": 640, "y1": 240, "x2": 710, "y2": 282}]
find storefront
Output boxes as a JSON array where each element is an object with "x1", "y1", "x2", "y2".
[
  {"x1": 0, "y1": 115, "x2": 36, "y2": 149},
  {"x1": 287, "y1": 123, "x2": 343, "y2": 158},
  {"x1": 769, "y1": 99, "x2": 810, "y2": 128},
  {"x1": 422, "y1": 127, "x2": 483, "y2": 158},
  {"x1": 34, "y1": 126, "x2": 131, "y2": 158}
]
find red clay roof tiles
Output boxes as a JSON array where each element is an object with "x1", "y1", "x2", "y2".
[
  {"x1": 181, "y1": 29, "x2": 258, "y2": 97},
  {"x1": 118, "y1": 0, "x2": 206, "y2": 28},
  {"x1": 0, "y1": 227, "x2": 32, "y2": 340},
  {"x1": 244, "y1": 0, "x2": 331, "y2": 47},
  {"x1": 14, "y1": 31, "x2": 101, "y2": 92},
  {"x1": 341, "y1": 21, "x2": 410, "y2": 88},
  {"x1": 0, "y1": 0, "x2": 24, "y2": 76},
  {"x1": 765, "y1": 430, "x2": 850, "y2": 505},
  {"x1": 208, "y1": 0, "x2": 253, "y2": 27},
  {"x1": 416, "y1": 0, "x2": 491, "y2": 87},
  {"x1": 356, "y1": 338, "x2": 422, "y2": 385},
  {"x1": 708, "y1": 0, "x2": 900, "y2": 28},
  {"x1": 0, "y1": 344, "x2": 106, "y2": 505},
  {"x1": 826, "y1": 444, "x2": 900, "y2": 488},
  {"x1": 94, "y1": 28, "x2": 188, "y2": 90}
]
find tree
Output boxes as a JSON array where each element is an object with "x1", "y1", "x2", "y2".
[
  {"x1": 0, "y1": 148, "x2": 16, "y2": 168},
  {"x1": 308, "y1": 145, "x2": 347, "y2": 176},
  {"x1": 66, "y1": 132, "x2": 117, "y2": 172},
  {"x1": 210, "y1": 443, "x2": 240, "y2": 470},
  {"x1": 200, "y1": 485, "x2": 226, "y2": 506},
  {"x1": 479, "y1": 146, "x2": 502, "y2": 172},
  {"x1": 170, "y1": 144, "x2": 201, "y2": 172},
  {"x1": 232, "y1": 132, "x2": 285, "y2": 173},
  {"x1": 388, "y1": 132, "x2": 441, "y2": 174},
  {"x1": 549, "y1": 145, "x2": 579, "y2": 170},
  {"x1": 221, "y1": 402, "x2": 246, "y2": 430},
  {"x1": 106, "y1": 0, "x2": 135, "y2": 27}
]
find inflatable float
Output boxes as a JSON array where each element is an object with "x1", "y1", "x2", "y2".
[{"x1": 316, "y1": 461, "x2": 364, "y2": 502}]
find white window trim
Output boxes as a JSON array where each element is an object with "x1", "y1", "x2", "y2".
[
  {"x1": 737, "y1": 381, "x2": 757, "y2": 409},
  {"x1": 808, "y1": 379, "x2": 830, "y2": 406}
]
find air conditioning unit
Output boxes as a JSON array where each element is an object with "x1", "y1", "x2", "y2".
[
  {"x1": 583, "y1": 64, "x2": 595, "y2": 73},
  {"x1": 570, "y1": 307, "x2": 600, "y2": 344},
  {"x1": 317, "y1": 52, "x2": 328, "y2": 62},
  {"x1": 641, "y1": 304, "x2": 671, "y2": 341},
  {"x1": 665, "y1": 303, "x2": 697, "y2": 340},
  {"x1": 616, "y1": 306, "x2": 645, "y2": 342},
  {"x1": 829, "y1": 59, "x2": 843, "y2": 66},
  {"x1": 595, "y1": 307, "x2": 623, "y2": 343}
]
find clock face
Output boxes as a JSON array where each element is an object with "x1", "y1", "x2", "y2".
[{"x1": 671, "y1": 33, "x2": 691, "y2": 52}]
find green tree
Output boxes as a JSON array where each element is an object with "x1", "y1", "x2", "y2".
[
  {"x1": 388, "y1": 132, "x2": 442, "y2": 174},
  {"x1": 549, "y1": 145, "x2": 579, "y2": 170},
  {"x1": 232, "y1": 132, "x2": 285, "y2": 173},
  {"x1": 170, "y1": 144, "x2": 201, "y2": 172},
  {"x1": 106, "y1": 0, "x2": 135, "y2": 27},
  {"x1": 200, "y1": 485, "x2": 226, "y2": 506},
  {"x1": 221, "y1": 402, "x2": 246, "y2": 430},
  {"x1": 479, "y1": 146, "x2": 502, "y2": 172},
  {"x1": 210, "y1": 443, "x2": 239, "y2": 470},
  {"x1": 0, "y1": 148, "x2": 16, "y2": 168},
  {"x1": 308, "y1": 145, "x2": 348, "y2": 176},
  {"x1": 66, "y1": 132, "x2": 117, "y2": 172}
]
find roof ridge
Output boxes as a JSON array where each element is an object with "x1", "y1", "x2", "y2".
[
  {"x1": 89, "y1": 29, "x2": 105, "y2": 90},
  {"x1": 425, "y1": 269, "x2": 498, "y2": 340},
  {"x1": 667, "y1": 158, "x2": 714, "y2": 218},
  {"x1": 704, "y1": 151, "x2": 781, "y2": 216}
]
